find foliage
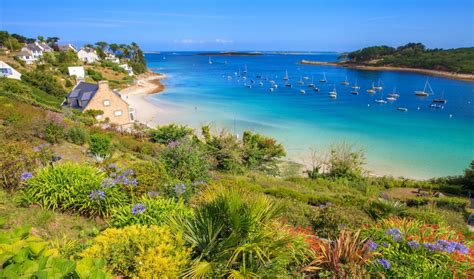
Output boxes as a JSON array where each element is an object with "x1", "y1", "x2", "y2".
[
  {"x1": 304, "y1": 230, "x2": 373, "y2": 278},
  {"x1": 0, "y1": 140, "x2": 37, "y2": 190},
  {"x1": 23, "y1": 163, "x2": 128, "y2": 217},
  {"x1": 149, "y1": 123, "x2": 193, "y2": 144},
  {"x1": 202, "y1": 126, "x2": 244, "y2": 173},
  {"x1": 81, "y1": 225, "x2": 191, "y2": 278},
  {"x1": 21, "y1": 70, "x2": 67, "y2": 98},
  {"x1": 169, "y1": 189, "x2": 312, "y2": 277},
  {"x1": 160, "y1": 138, "x2": 211, "y2": 182},
  {"x1": 128, "y1": 160, "x2": 170, "y2": 195},
  {"x1": 0, "y1": 78, "x2": 62, "y2": 110},
  {"x1": 86, "y1": 68, "x2": 104, "y2": 82},
  {"x1": 43, "y1": 120, "x2": 65, "y2": 144},
  {"x1": 310, "y1": 204, "x2": 373, "y2": 239},
  {"x1": 406, "y1": 196, "x2": 469, "y2": 212},
  {"x1": 0, "y1": 227, "x2": 110, "y2": 278},
  {"x1": 365, "y1": 198, "x2": 406, "y2": 220},
  {"x1": 327, "y1": 142, "x2": 365, "y2": 179},
  {"x1": 67, "y1": 124, "x2": 88, "y2": 145},
  {"x1": 110, "y1": 196, "x2": 192, "y2": 227},
  {"x1": 242, "y1": 130, "x2": 286, "y2": 175},
  {"x1": 363, "y1": 217, "x2": 473, "y2": 278},
  {"x1": 89, "y1": 133, "x2": 113, "y2": 157},
  {"x1": 463, "y1": 160, "x2": 474, "y2": 190}
]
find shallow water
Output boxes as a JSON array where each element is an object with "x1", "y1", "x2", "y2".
[{"x1": 146, "y1": 52, "x2": 474, "y2": 179}]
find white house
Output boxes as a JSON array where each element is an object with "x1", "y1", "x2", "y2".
[
  {"x1": 105, "y1": 53, "x2": 120, "y2": 63},
  {"x1": 119, "y1": 64, "x2": 134, "y2": 76},
  {"x1": 0, "y1": 61, "x2": 22, "y2": 80},
  {"x1": 15, "y1": 50, "x2": 35, "y2": 64},
  {"x1": 77, "y1": 48, "x2": 99, "y2": 64},
  {"x1": 68, "y1": 66, "x2": 85, "y2": 78},
  {"x1": 21, "y1": 42, "x2": 53, "y2": 60},
  {"x1": 59, "y1": 44, "x2": 77, "y2": 53}
]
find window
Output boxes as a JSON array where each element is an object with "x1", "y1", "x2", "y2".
[
  {"x1": 114, "y1": 110, "x2": 123, "y2": 117},
  {"x1": 103, "y1": 100, "x2": 111, "y2": 106},
  {"x1": 96, "y1": 115, "x2": 103, "y2": 120},
  {"x1": 130, "y1": 112, "x2": 135, "y2": 121}
]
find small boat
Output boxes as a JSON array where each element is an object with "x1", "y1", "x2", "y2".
[
  {"x1": 251, "y1": 80, "x2": 255, "y2": 84},
  {"x1": 351, "y1": 79, "x2": 360, "y2": 89},
  {"x1": 308, "y1": 76, "x2": 315, "y2": 88},
  {"x1": 283, "y1": 70, "x2": 289, "y2": 81},
  {"x1": 319, "y1": 72, "x2": 327, "y2": 83},
  {"x1": 269, "y1": 88, "x2": 274, "y2": 92},
  {"x1": 246, "y1": 85, "x2": 252, "y2": 89},
  {"x1": 313, "y1": 87, "x2": 320, "y2": 92},
  {"x1": 375, "y1": 90, "x2": 387, "y2": 104},
  {"x1": 350, "y1": 90, "x2": 359, "y2": 95},
  {"x1": 227, "y1": 75, "x2": 232, "y2": 80},
  {"x1": 387, "y1": 87, "x2": 400, "y2": 98},
  {"x1": 367, "y1": 82, "x2": 376, "y2": 94},
  {"x1": 242, "y1": 76, "x2": 247, "y2": 80},
  {"x1": 285, "y1": 83, "x2": 292, "y2": 88},
  {"x1": 340, "y1": 76, "x2": 349, "y2": 86},
  {"x1": 386, "y1": 97, "x2": 397, "y2": 102},
  {"x1": 414, "y1": 79, "x2": 433, "y2": 97},
  {"x1": 373, "y1": 79, "x2": 383, "y2": 90},
  {"x1": 299, "y1": 89, "x2": 306, "y2": 94},
  {"x1": 273, "y1": 84, "x2": 278, "y2": 89},
  {"x1": 269, "y1": 80, "x2": 275, "y2": 84},
  {"x1": 208, "y1": 56, "x2": 213, "y2": 64},
  {"x1": 329, "y1": 86, "x2": 337, "y2": 98},
  {"x1": 329, "y1": 93, "x2": 337, "y2": 99},
  {"x1": 397, "y1": 107, "x2": 408, "y2": 112},
  {"x1": 243, "y1": 65, "x2": 248, "y2": 74},
  {"x1": 432, "y1": 90, "x2": 447, "y2": 103},
  {"x1": 303, "y1": 76, "x2": 310, "y2": 80},
  {"x1": 259, "y1": 82, "x2": 264, "y2": 87},
  {"x1": 256, "y1": 75, "x2": 262, "y2": 79},
  {"x1": 429, "y1": 104, "x2": 443, "y2": 109},
  {"x1": 297, "y1": 77, "x2": 304, "y2": 85}
]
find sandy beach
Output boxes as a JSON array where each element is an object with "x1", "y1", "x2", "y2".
[
  {"x1": 120, "y1": 72, "x2": 165, "y2": 127},
  {"x1": 300, "y1": 60, "x2": 474, "y2": 82}
]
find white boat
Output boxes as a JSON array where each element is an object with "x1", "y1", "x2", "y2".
[
  {"x1": 297, "y1": 77, "x2": 304, "y2": 85},
  {"x1": 269, "y1": 80, "x2": 275, "y2": 84},
  {"x1": 374, "y1": 79, "x2": 383, "y2": 90},
  {"x1": 375, "y1": 90, "x2": 387, "y2": 104},
  {"x1": 351, "y1": 79, "x2": 360, "y2": 89},
  {"x1": 269, "y1": 88, "x2": 274, "y2": 92},
  {"x1": 340, "y1": 76, "x2": 349, "y2": 86},
  {"x1": 243, "y1": 65, "x2": 248, "y2": 74},
  {"x1": 246, "y1": 84, "x2": 252, "y2": 89},
  {"x1": 414, "y1": 79, "x2": 433, "y2": 97},
  {"x1": 329, "y1": 86, "x2": 337, "y2": 98},
  {"x1": 319, "y1": 72, "x2": 327, "y2": 83},
  {"x1": 308, "y1": 76, "x2": 315, "y2": 88},
  {"x1": 350, "y1": 90, "x2": 359, "y2": 95},
  {"x1": 367, "y1": 82, "x2": 376, "y2": 94},
  {"x1": 387, "y1": 97, "x2": 397, "y2": 102},
  {"x1": 273, "y1": 84, "x2": 278, "y2": 89},
  {"x1": 397, "y1": 107, "x2": 408, "y2": 112},
  {"x1": 259, "y1": 82, "x2": 264, "y2": 87},
  {"x1": 303, "y1": 76, "x2": 310, "y2": 80},
  {"x1": 313, "y1": 87, "x2": 320, "y2": 92},
  {"x1": 283, "y1": 70, "x2": 289, "y2": 81},
  {"x1": 432, "y1": 90, "x2": 447, "y2": 103},
  {"x1": 387, "y1": 87, "x2": 400, "y2": 98},
  {"x1": 208, "y1": 56, "x2": 213, "y2": 64},
  {"x1": 299, "y1": 89, "x2": 306, "y2": 94}
]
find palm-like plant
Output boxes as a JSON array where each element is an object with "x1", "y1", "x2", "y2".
[{"x1": 169, "y1": 189, "x2": 311, "y2": 278}]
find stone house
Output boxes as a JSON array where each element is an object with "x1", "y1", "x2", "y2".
[{"x1": 77, "y1": 47, "x2": 99, "y2": 64}]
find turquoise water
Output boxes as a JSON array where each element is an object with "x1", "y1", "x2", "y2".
[{"x1": 145, "y1": 52, "x2": 474, "y2": 179}]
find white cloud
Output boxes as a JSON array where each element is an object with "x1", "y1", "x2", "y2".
[
  {"x1": 214, "y1": 38, "x2": 234, "y2": 44},
  {"x1": 174, "y1": 38, "x2": 234, "y2": 45}
]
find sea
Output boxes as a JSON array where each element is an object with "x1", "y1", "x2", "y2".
[{"x1": 144, "y1": 52, "x2": 474, "y2": 179}]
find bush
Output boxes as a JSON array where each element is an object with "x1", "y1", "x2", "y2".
[
  {"x1": 0, "y1": 227, "x2": 110, "y2": 278},
  {"x1": 21, "y1": 70, "x2": 67, "y2": 98},
  {"x1": 129, "y1": 160, "x2": 169, "y2": 195},
  {"x1": 0, "y1": 140, "x2": 37, "y2": 190},
  {"x1": 242, "y1": 130, "x2": 286, "y2": 175},
  {"x1": 365, "y1": 199, "x2": 406, "y2": 220},
  {"x1": 110, "y1": 196, "x2": 192, "y2": 227},
  {"x1": 24, "y1": 163, "x2": 128, "y2": 217},
  {"x1": 149, "y1": 124, "x2": 193, "y2": 144},
  {"x1": 327, "y1": 142, "x2": 365, "y2": 179},
  {"x1": 161, "y1": 138, "x2": 211, "y2": 182},
  {"x1": 310, "y1": 204, "x2": 373, "y2": 239},
  {"x1": 81, "y1": 225, "x2": 191, "y2": 278},
  {"x1": 89, "y1": 134, "x2": 112, "y2": 157},
  {"x1": 86, "y1": 69, "x2": 104, "y2": 82},
  {"x1": 44, "y1": 121, "x2": 65, "y2": 144},
  {"x1": 67, "y1": 125, "x2": 88, "y2": 145},
  {"x1": 435, "y1": 197, "x2": 469, "y2": 212},
  {"x1": 202, "y1": 126, "x2": 244, "y2": 173}
]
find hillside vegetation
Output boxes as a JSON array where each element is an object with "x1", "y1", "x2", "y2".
[{"x1": 343, "y1": 43, "x2": 474, "y2": 74}]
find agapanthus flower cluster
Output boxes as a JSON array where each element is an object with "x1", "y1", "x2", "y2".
[
  {"x1": 131, "y1": 203, "x2": 146, "y2": 215},
  {"x1": 377, "y1": 258, "x2": 390, "y2": 270},
  {"x1": 386, "y1": 228, "x2": 404, "y2": 242},
  {"x1": 21, "y1": 172, "x2": 33, "y2": 181},
  {"x1": 174, "y1": 183, "x2": 186, "y2": 195},
  {"x1": 167, "y1": 140, "x2": 180, "y2": 148},
  {"x1": 407, "y1": 241, "x2": 420, "y2": 249},
  {"x1": 424, "y1": 240, "x2": 469, "y2": 254},
  {"x1": 88, "y1": 190, "x2": 105, "y2": 200},
  {"x1": 101, "y1": 168, "x2": 138, "y2": 188},
  {"x1": 367, "y1": 240, "x2": 378, "y2": 252}
]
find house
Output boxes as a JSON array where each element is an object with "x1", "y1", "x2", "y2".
[
  {"x1": 105, "y1": 53, "x2": 120, "y2": 63},
  {"x1": 0, "y1": 46, "x2": 10, "y2": 54},
  {"x1": 68, "y1": 66, "x2": 85, "y2": 78},
  {"x1": 64, "y1": 80, "x2": 135, "y2": 127},
  {"x1": 0, "y1": 61, "x2": 21, "y2": 80},
  {"x1": 59, "y1": 44, "x2": 77, "y2": 53},
  {"x1": 77, "y1": 47, "x2": 99, "y2": 64},
  {"x1": 119, "y1": 64, "x2": 134, "y2": 76},
  {"x1": 21, "y1": 42, "x2": 53, "y2": 60},
  {"x1": 15, "y1": 50, "x2": 35, "y2": 64}
]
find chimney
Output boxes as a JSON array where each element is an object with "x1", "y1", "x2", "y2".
[{"x1": 98, "y1": 80, "x2": 110, "y2": 90}]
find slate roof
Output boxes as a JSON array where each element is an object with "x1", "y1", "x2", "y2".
[
  {"x1": 65, "y1": 82, "x2": 99, "y2": 111},
  {"x1": 25, "y1": 43, "x2": 42, "y2": 52}
]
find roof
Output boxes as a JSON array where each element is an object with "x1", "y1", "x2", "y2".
[
  {"x1": 15, "y1": 50, "x2": 33, "y2": 57},
  {"x1": 25, "y1": 43, "x2": 42, "y2": 52},
  {"x1": 37, "y1": 42, "x2": 52, "y2": 51},
  {"x1": 79, "y1": 47, "x2": 96, "y2": 54},
  {"x1": 65, "y1": 82, "x2": 99, "y2": 111},
  {"x1": 59, "y1": 44, "x2": 77, "y2": 52}
]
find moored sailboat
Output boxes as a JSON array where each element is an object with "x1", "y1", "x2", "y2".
[
  {"x1": 340, "y1": 76, "x2": 349, "y2": 85},
  {"x1": 283, "y1": 70, "x2": 289, "y2": 81},
  {"x1": 319, "y1": 72, "x2": 327, "y2": 83},
  {"x1": 414, "y1": 79, "x2": 433, "y2": 97}
]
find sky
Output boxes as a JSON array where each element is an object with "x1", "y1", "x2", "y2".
[{"x1": 0, "y1": 0, "x2": 473, "y2": 51}]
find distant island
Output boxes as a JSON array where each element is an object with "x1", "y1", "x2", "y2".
[
  {"x1": 301, "y1": 43, "x2": 474, "y2": 81},
  {"x1": 196, "y1": 51, "x2": 263, "y2": 56}
]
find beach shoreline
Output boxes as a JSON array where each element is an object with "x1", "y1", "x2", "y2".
[{"x1": 300, "y1": 60, "x2": 474, "y2": 82}]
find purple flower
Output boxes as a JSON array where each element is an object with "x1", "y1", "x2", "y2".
[
  {"x1": 88, "y1": 190, "x2": 105, "y2": 200},
  {"x1": 108, "y1": 163, "x2": 117, "y2": 170},
  {"x1": 21, "y1": 172, "x2": 33, "y2": 181},
  {"x1": 147, "y1": 191, "x2": 159, "y2": 198},
  {"x1": 100, "y1": 178, "x2": 115, "y2": 188},
  {"x1": 407, "y1": 241, "x2": 420, "y2": 249},
  {"x1": 454, "y1": 242, "x2": 469, "y2": 254},
  {"x1": 377, "y1": 258, "x2": 390, "y2": 270},
  {"x1": 167, "y1": 140, "x2": 180, "y2": 148},
  {"x1": 131, "y1": 203, "x2": 146, "y2": 215},
  {"x1": 123, "y1": 169, "x2": 134, "y2": 176},
  {"x1": 174, "y1": 184, "x2": 186, "y2": 195},
  {"x1": 386, "y1": 228, "x2": 401, "y2": 236},
  {"x1": 424, "y1": 243, "x2": 438, "y2": 252},
  {"x1": 381, "y1": 242, "x2": 390, "y2": 248},
  {"x1": 392, "y1": 233, "x2": 404, "y2": 242},
  {"x1": 367, "y1": 241, "x2": 378, "y2": 252}
]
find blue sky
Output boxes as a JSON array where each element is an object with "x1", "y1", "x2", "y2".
[{"x1": 1, "y1": 0, "x2": 473, "y2": 51}]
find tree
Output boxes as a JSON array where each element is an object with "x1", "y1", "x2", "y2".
[
  {"x1": 242, "y1": 131, "x2": 286, "y2": 174},
  {"x1": 46, "y1": 37, "x2": 60, "y2": 48},
  {"x1": 95, "y1": 41, "x2": 108, "y2": 51},
  {"x1": 37, "y1": 36, "x2": 45, "y2": 42},
  {"x1": 327, "y1": 142, "x2": 365, "y2": 179},
  {"x1": 463, "y1": 160, "x2": 474, "y2": 190},
  {"x1": 109, "y1": 43, "x2": 120, "y2": 54}
]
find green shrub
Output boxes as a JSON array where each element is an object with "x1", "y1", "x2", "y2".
[
  {"x1": 86, "y1": 69, "x2": 104, "y2": 82},
  {"x1": 110, "y1": 196, "x2": 192, "y2": 227},
  {"x1": 365, "y1": 199, "x2": 406, "y2": 220},
  {"x1": 0, "y1": 140, "x2": 37, "y2": 190},
  {"x1": 161, "y1": 138, "x2": 211, "y2": 182},
  {"x1": 406, "y1": 197, "x2": 430, "y2": 207},
  {"x1": 67, "y1": 125, "x2": 88, "y2": 145},
  {"x1": 21, "y1": 70, "x2": 67, "y2": 98},
  {"x1": 401, "y1": 208, "x2": 446, "y2": 224},
  {"x1": 242, "y1": 130, "x2": 286, "y2": 175},
  {"x1": 43, "y1": 121, "x2": 65, "y2": 144},
  {"x1": 0, "y1": 227, "x2": 110, "y2": 278},
  {"x1": 24, "y1": 163, "x2": 128, "y2": 217},
  {"x1": 435, "y1": 197, "x2": 469, "y2": 212},
  {"x1": 310, "y1": 204, "x2": 373, "y2": 239},
  {"x1": 327, "y1": 142, "x2": 365, "y2": 179},
  {"x1": 81, "y1": 225, "x2": 191, "y2": 278},
  {"x1": 202, "y1": 127, "x2": 244, "y2": 173},
  {"x1": 89, "y1": 134, "x2": 112, "y2": 157},
  {"x1": 439, "y1": 184, "x2": 463, "y2": 195},
  {"x1": 149, "y1": 124, "x2": 193, "y2": 144},
  {"x1": 129, "y1": 160, "x2": 169, "y2": 195}
]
